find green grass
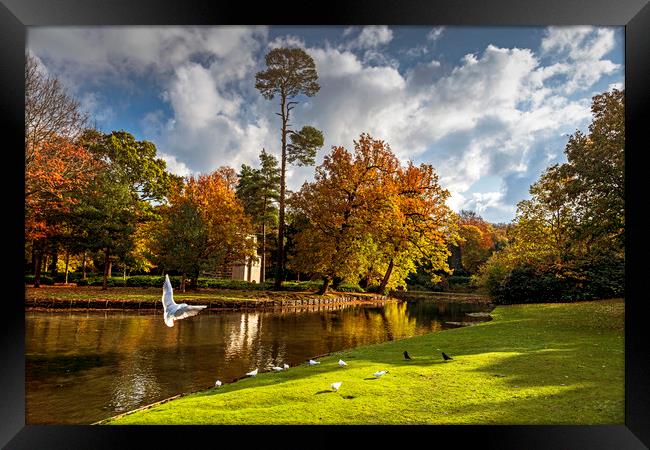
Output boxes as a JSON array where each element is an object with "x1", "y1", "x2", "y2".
[
  {"x1": 25, "y1": 286, "x2": 383, "y2": 304},
  {"x1": 103, "y1": 299, "x2": 624, "y2": 425}
]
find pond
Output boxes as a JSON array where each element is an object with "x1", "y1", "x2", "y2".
[{"x1": 26, "y1": 299, "x2": 491, "y2": 424}]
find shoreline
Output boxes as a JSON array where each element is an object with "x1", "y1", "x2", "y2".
[{"x1": 24, "y1": 286, "x2": 491, "y2": 311}]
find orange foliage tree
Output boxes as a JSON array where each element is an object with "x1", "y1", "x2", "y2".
[
  {"x1": 25, "y1": 136, "x2": 100, "y2": 286},
  {"x1": 152, "y1": 169, "x2": 257, "y2": 290},
  {"x1": 289, "y1": 134, "x2": 456, "y2": 294}
]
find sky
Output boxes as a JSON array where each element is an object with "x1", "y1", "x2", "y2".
[{"x1": 27, "y1": 25, "x2": 624, "y2": 223}]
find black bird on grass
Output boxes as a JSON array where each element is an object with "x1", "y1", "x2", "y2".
[
  {"x1": 442, "y1": 352, "x2": 453, "y2": 361},
  {"x1": 403, "y1": 351, "x2": 411, "y2": 360}
]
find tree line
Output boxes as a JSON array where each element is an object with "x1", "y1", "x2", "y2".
[
  {"x1": 474, "y1": 89, "x2": 625, "y2": 303},
  {"x1": 24, "y1": 49, "x2": 457, "y2": 294},
  {"x1": 25, "y1": 47, "x2": 624, "y2": 302}
]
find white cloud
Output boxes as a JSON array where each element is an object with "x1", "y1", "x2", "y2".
[
  {"x1": 427, "y1": 27, "x2": 445, "y2": 42},
  {"x1": 468, "y1": 192, "x2": 505, "y2": 214},
  {"x1": 268, "y1": 34, "x2": 306, "y2": 49},
  {"x1": 296, "y1": 38, "x2": 598, "y2": 218},
  {"x1": 540, "y1": 26, "x2": 619, "y2": 93},
  {"x1": 346, "y1": 26, "x2": 393, "y2": 50},
  {"x1": 608, "y1": 82, "x2": 624, "y2": 91},
  {"x1": 159, "y1": 152, "x2": 193, "y2": 177},
  {"x1": 28, "y1": 26, "x2": 622, "y2": 223},
  {"x1": 79, "y1": 91, "x2": 114, "y2": 127}
]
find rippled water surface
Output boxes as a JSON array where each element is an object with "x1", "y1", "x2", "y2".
[{"x1": 26, "y1": 299, "x2": 490, "y2": 424}]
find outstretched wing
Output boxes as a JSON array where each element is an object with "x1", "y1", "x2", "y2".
[
  {"x1": 164, "y1": 313, "x2": 175, "y2": 328},
  {"x1": 162, "y1": 274, "x2": 177, "y2": 312},
  {"x1": 173, "y1": 304, "x2": 208, "y2": 320}
]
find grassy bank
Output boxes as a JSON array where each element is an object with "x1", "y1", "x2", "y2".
[
  {"x1": 24, "y1": 286, "x2": 390, "y2": 310},
  {"x1": 103, "y1": 298, "x2": 624, "y2": 425}
]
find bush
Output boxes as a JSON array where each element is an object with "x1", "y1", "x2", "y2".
[
  {"x1": 337, "y1": 283, "x2": 364, "y2": 293},
  {"x1": 24, "y1": 275, "x2": 54, "y2": 285},
  {"x1": 492, "y1": 255, "x2": 625, "y2": 305},
  {"x1": 196, "y1": 278, "x2": 267, "y2": 290},
  {"x1": 126, "y1": 275, "x2": 167, "y2": 288}
]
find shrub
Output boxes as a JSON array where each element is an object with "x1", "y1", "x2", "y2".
[
  {"x1": 337, "y1": 283, "x2": 364, "y2": 293},
  {"x1": 24, "y1": 275, "x2": 54, "y2": 285},
  {"x1": 196, "y1": 278, "x2": 267, "y2": 290},
  {"x1": 492, "y1": 255, "x2": 625, "y2": 305}
]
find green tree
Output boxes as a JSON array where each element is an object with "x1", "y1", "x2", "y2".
[
  {"x1": 255, "y1": 47, "x2": 324, "y2": 289},
  {"x1": 151, "y1": 198, "x2": 209, "y2": 292},
  {"x1": 74, "y1": 130, "x2": 177, "y2": 289},
  {"x1": 236, "y1": 149, "x2": 281, "y2": 282},
  {"x1": 475, "y1": 89, "x2": 625, "y2": 300},
  {"x1": 564, "y1": 89, "x2": 624, "y2": 254}
]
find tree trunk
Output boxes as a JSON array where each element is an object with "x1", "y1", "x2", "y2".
[
  {"x1": 49, "y1": 248, "x2": 58, "y2": 276},
  {"x1": 378, "y1": 258, "x2": 394, "y2": 293},
  {"x1": 261, "y1": 221, "x2": 266, "y2": 284},
  {"x1": 181, "y1": 273, "x2": 186, "y2": 293},
  {"x1": 107, "y1": 259, "x2": 112, "y2": 278},
  {"x1": 33, "y1": 243, "x2": 42, "y2": 288},
  {"x1": 82, "y1": 251, "x2": 87, "y2": 279},
  {"x1": 64, "y1": 250, "x2": 70, "y2": 285},
  {"x1": 123, "y1": 267, "x2": 127, "y2": 280},
  {"x1": 275, "y1": 91, "x2": 288, "y2": 290},
  {"x1": 31, "y1": 242, "x2": 36, "y2": 274},
  {"x1": 102, "y1": 247, "x2": 110, "y2": 290},
  {"x1": 317, "y1": 276, "x2": 331, "y2": 295},
  {"x1": 42, "y1": 254, "x2": 48, "y2": 273}
]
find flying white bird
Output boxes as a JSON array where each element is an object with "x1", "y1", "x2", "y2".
[
  {"x1": 161, "y1": 274, "x2": 207, "y2": 327},
  {"x1": 246, "y1": 368, "x2": 258, "y2": 377},
  {"x1": 272, "y1": 366, "x2": 284, "y2": 372},
  {"x1": 283, "y1": 363, "x2": 290, "y2": 370},
  {"x1": 373, "y1": 370, "x2": 388, "y2": 377},
  {"x1": 308, "y1": 360, "x2": 320, "y2": 366},
  {"x1": 215, "y1": 380, "x2": 222, "y2": 387},
  {"x1": 338, "y1": 359, "x2": 347, "y2": 367},
  {"x1": 331, "y1": 382, "x2": 342, "y2": 391}
]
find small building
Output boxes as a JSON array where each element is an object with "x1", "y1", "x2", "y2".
[
  {"x1": 230, "y1": 254, "x2": 261, "y2": 283},
  {"x1": 213, "y1": 235, "x2": 262, "y2": 283}
]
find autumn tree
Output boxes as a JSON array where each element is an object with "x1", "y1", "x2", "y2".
[
  {"x1": 371, "y1": 162, "x2": 458, "y2": 292},
  {"x1": 289, "y1": 135, "x2": 396, "y2": 293},
  {"x1": 24, "y1": 54, "x2": 95, "y2": 287},
  {"x1": 456, "y1": 210, "x2": 499, "y2": 274},
  {"x1": 26, "y1": 136, "x2": 100, "y2": 287},
  {"x1": 236, "y1": 149, "x2": 281, "y2": 283},
  {"x1": 154, "y1": 170, "x2": 257, "y2": 290},
  {"x1": 255, "y1": 47, "x2": 324, "y2": 288},
  {"x1": 289, "y1": 134, "x2": 456, "y2": 294}
]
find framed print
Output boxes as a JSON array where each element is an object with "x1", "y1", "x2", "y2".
[{"x1": 2, "y1": 0, "x2": 649, "y2": 448}]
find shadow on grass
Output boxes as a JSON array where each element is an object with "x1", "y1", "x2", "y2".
[
  {"x1": 434, "y1": 383, "x2": 623, "y2": 424},
  {"x1": 130, "y1": 300, "x2": 624, "y2": 421}
]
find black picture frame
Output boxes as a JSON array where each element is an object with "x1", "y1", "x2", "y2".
[{"x1": 2, "y1": 0, "x2": 648, "y2": 448}]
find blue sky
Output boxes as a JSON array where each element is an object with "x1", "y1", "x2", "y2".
[{"x1": 27, "y1": 25, "x2": 624, "y2": 223}]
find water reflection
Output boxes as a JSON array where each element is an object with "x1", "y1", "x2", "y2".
[{"x1": 26, "y1": 299, "x2": 489, "y2": 424}]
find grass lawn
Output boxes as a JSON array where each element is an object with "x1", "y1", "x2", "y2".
[
  {"x1": 103, "y1": 298, "x2": 624, "y2": 425},
  {"x1": 25, "y1": 286, "x2": 384, "y2": 305}
]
